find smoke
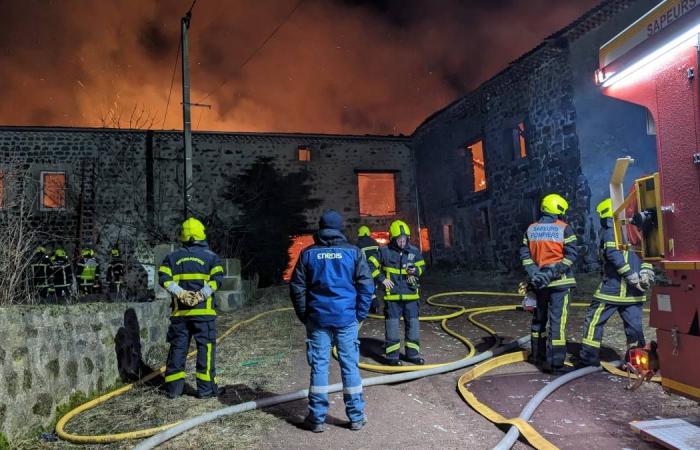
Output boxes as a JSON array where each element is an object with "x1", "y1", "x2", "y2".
[{"x1": 0, "y1": 0, "x2": 599, "y2": 134}]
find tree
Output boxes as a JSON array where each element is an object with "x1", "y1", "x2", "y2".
[{"x1": 222, "y1": 157, "x2": 321, "y2": 286}]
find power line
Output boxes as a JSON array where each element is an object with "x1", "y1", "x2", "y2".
[
  {"x1": 161, "y1": 39, "x2": 181, "y2": 129},
  {"x1": 197, "y1": 0, "x2": 305, "y2": 104}
]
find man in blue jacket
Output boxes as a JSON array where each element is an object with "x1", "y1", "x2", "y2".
[
  {"x1": 290, "y1": 210, "x2": 374, "y2": 433},
  {"x1": 158, "y1": 218, "x2": 224, "y2": 399}
]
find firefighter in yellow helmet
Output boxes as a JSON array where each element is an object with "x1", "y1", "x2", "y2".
[
  {"x1": 577, "y1": 198, "x2": 654, "y2": 367},
  {"x1": 158, "y1": 218, "x2": 225, "y2": 399},
  {"x1": 76, "y1": 246, "x2": 100, "y2": 295},
  {"x1": 519, "y1": 193, "x2": 577, "y2": 373},
  {"x1": 30, "y1": 245, "x2": 53, "y2": 299},
  {"x1": 356, "y1": 225, "x2": 382, "y2": 314},
  {"x1": 368, "y1": 220, "x2": 426, "y2": 365},
  {"x1": 106, "y1": 246, "x2": 126, "y2": 296},
  {"x1": 50, "y1": 246, "x2": 74, "y2": 300}
]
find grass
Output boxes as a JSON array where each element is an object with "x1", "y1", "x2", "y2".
[{"x1": 15, "y1": 286, "x2": 304, "y2": 450}]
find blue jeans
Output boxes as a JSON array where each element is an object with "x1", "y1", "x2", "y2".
[{"x1": 305, "y1": 320, "x2": 365, "y2": 424}]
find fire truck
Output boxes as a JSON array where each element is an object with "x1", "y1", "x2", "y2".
[{"x1": 596, "y1": 0, "x2": 700, "y2": 400}]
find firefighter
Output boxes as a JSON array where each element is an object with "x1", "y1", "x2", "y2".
[
  {"x1": 76, "y1": 247, "x2": 100, "y2": 295},
  {"x1": 356, "y1": 225, "x2": 381, "y2": 314},
  {"x1": 106, "y1": 246, "x2": 126, "y2": 296},
  {"x1": 578, "y1": 198, "x2": 654, "y2": 367},
  {"x1": 369, "y1": 220, "x2": 426, "y2": 366},
  {"x1": 158, "y1": 218, "x2": 224, "y2": 399},
  {"x1": 30, "y1": 245, "x2": 52, "y2": 298},
  {"x1": 290, "y1": 210, "x2": 374, "y2": 432},
  {"x1": 50, "y1": 246, "x2": 74, "y2": 300},
  {"x1": 520, "y1": 194, "x2": 577, "y2": 373}
]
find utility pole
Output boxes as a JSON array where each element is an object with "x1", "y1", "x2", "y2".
[{"x1": 181, "y1": 8, "x2": 193, "y2": 219}]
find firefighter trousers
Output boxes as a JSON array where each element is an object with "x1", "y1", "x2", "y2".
[
  {"x1": 531, "y1": 287, "x2": 570, "y2": 369},
  {"x1": 384, "y1": 300, "x2": 420, "y2": 361},
  {"x1": 164, "y1": 318, "x2": 217, "y2": 398},
  {"x1": 579, "y1": 300, "x2": 645, "y2": 366}
]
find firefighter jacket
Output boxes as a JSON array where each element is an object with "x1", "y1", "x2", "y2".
[
  {"x1": 369, "y1": 239, "x2": 426, "y2": 301},
  {"x1": 289, "y1": 228, "x2": 374, "y2": 327},
  {"x1": 50, "y1": 255, "x2": 73, "y2": 289},
  {"x1": 356, "y1": 235, "x2": 380, "y2": 263},
  {"x1": 31, "y1": 250, "x2": 52, "y2": 289},
  {"x1": 594, "y1": 219, "x2": 652, "y2": 304},
  {"x1": 520, "y1": 213, "x2": 577, "y2": 288},
  {"x1": 107, "y1": 257, "x2": 125, "y2": 288},
  {"x1": 76, "y1": 256, "x2": 100, "y2": 287},
  {"x1": 158, "y1": 241, "x2": 224, "y2": 320}
]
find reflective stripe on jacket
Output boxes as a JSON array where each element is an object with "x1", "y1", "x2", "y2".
[
  {"x1": 520, "y1": 213, "x2": 577, "y2": 288},
  {"x1": 158, "y1": 241, "x2": 224, "y2": 320},
  {"x1": 594, "y1": 221, "x2": 651, "y2": 304},
  {"x1": 356, "y1": 235, "x2": 380, "y2": 263},
  {"x1": 369, "y1": 241, "x2": 425, "y2": 301}
]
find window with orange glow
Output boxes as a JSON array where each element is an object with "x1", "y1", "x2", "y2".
[
  {"x1": 41, "y1": 171, "x2": 66, "y2": 209},
  {"x1": 371, "y1": 231, "x2": 390, "y2": 246},
  {"x1": 517, "y1": 122, "x2": 527, "y2": 158},
  {"x1": 284, "y1": 234, "x2": 315, "y2": 281},
  {"x1": 419, "y1": 227, "x2": 430, "y2": 252},
  {"x1": 298, "y1": 146, "x2": 311, "y2": 161},
  {"x1": 357, "y1": 172, "x2": 396, "y2": 217},
  {"x1": 468, "y1": 140, "x2": 486, "y2": 192}
]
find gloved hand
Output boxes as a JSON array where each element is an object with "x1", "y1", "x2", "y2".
[
  {"x1": 531, "y1": 271, "x2": 551, "y2": 290},
  {"x1": 382, "y1": 279, "x2": 395, "y2": 290},
  {"x1": 192, "y1": 291, "x2": 205, "y2": 305},
  {"x1": 406, "y1": 275, "x2": 418, "y2": 287},
  {"x1": 639, "y1": 268, "x2": 655, "y2": 290},
  {"x1": 625, "y1": 272, "x2": 641, "y2": 288},
  {"x1": 176, "y1": 290, "x2": 191, "y2": 304}
]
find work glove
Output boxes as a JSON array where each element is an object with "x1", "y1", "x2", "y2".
[
  {"x1": 192, "y1": 291, "x2": 205, "y2": 305},
  {"x1": 406, "y1": 275, "x2": 418, "y2": 288},
  {"x1": 382, "y1": 279, "x2": 395, "y2": 290},
  {"x1": 530, "y1": 271, "x2": 551, "y2": 290},
  {"x1": 625, "y1": 272, "x2": 641, "y2": 289},
  {"x1": 176, "y1": 290, "x2": 191, "y2": 304},
  {"x1": 639, "y1": 268, "x2": 655, "y2": 290}
]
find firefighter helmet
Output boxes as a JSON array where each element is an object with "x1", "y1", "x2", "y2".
[
  {"x1": 358, "y1": 226, "x2": 371, "y2": 237},
  {"x1": 541, "y1": 194, "x2": 569, "y2": 215},
  {"x1": 389, "y1": 220, "x2": 411, "y2": 239},
  {"x1": 596, "y1": 198, "x2": 614, "y2": 219},
  {"x1": 179, "y1": 217, "x2": 206, "y2": 242},
  {"x1": 54, "y1": 248, "x2": 67, "y2": 258},
  {"x1": 80, "y1": 248, "x2": 95, "y2": 257},
  {"x1": 35, "y1": 246, "x2": 48, "y2": 254},
  {"x1": 111, "y1": 247, "x2": 121, "y2": 257}
]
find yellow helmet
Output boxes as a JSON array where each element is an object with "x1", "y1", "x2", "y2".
[
  {"x1": 541, "y1": 194, "x2": 569, "y2": 215},
  {"x1": 80, "y1": 248, "x2": 95, "y2": 257},
  {"x1": 389, "y1": 220, "x2": 411, "y2": 239},
  {"x1": 35, "y1": 246, "x2": 47, "y2": 254},
  {"x1": 358, "y1": 226, "x2": 371, "y2": 237},
  {"x1": 54, "y1": 248, "x2": 67, "y2": 258},
  {"x1": 179, "y1": 217, "x2": 206, "y2": 242},
  {"x1": 111, "y1": 247, "x2": 121, "y2": 257},
  {"x1": 596, "y1": 198, "x2": 614, "y2": 219}
]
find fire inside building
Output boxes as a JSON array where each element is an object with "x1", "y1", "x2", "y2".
[{"x1": 0, "y1": 0, "x2": 699, "y2": 448}]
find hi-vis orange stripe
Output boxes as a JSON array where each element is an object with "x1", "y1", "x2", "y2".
[{"x1": 527, "y1": 220, "x2": 566, "y2": 267}]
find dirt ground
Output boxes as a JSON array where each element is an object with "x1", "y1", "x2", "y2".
[{"x1": 26, "y1": 270, "x2": 700, "y2": 450}]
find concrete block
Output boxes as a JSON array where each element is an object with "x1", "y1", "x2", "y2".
[{"x1": 216, "y1": 290, "x2": 245, "y2": 312}]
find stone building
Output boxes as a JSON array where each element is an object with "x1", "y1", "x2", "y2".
[
  {"x1": 0, "y1": 127, "x2": 415, "y2": 269},
  {"x1": 412, "y1": 0, "x2": 659, "y2": 272}
]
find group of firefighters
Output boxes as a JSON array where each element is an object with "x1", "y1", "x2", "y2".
[
  {"x1": 156, "y1": 193, "x2": 656, "y2": 432},
  {"x1": 29, "y1": 244, "x2": 126, "y2": 300}
]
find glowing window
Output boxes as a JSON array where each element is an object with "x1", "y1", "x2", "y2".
[
  {"x1": 468, "y1": 140, "x2": 486, "y2": 192},
  {"x1": 372, "y1": 231, "x2": 390, "y2": 246},
  {"x1": 298, "y1": 146, "x2": 311, "y2": 161},
  {"x1": 420, "y1": 227, "x2": 430, "y2": 252},
  {"x1": 41, "y1": 171, "x2": 66, "y2": 210},
  {"x1": 284, "y1": 234, "x2": 315, "y2": 281},
  {"x1": 517, "y1": 122, "x2": 527, "y2": 158},
  {"x1": 357, "y1": 172, "x2": 396, "y2": 217},
  {"x1": 442, "y1": 224, "x2": 453, "y2": 248}
]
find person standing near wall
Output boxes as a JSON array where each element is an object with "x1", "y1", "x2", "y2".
[
  {"x1": 30, "y1": 245, "x2": 53, "y2": 299},
  {"x1": 356, "y1": 225, "x2": 382, "y2": 314},
  {"x1": 578, "y1": 198, "x2": 654, "y2": 367},
  {"x1": 520, "y1": 194, "x2": 577, "y2": 374},
  {"x1": 106, "y1": 246, "x2": 126, "y2": 298},
  {"x1": 290, "y1": 210, "x2": 374, "y2": 432},
  {"x1": 158, "y1": 218, "x2": 224, "y2": 399},
  {"x1": 76, "y1": 246, "x2": 100, "y2": 295},
  {"x1": 369, "y1": 220, "x2": 426, "y2": 366},
  {"x1": 50, "y1": 246, "x2": 74, "y2": 300}
]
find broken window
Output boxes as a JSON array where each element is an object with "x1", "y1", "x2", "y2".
[
  {"x1": 298, "y1": 146, "x2": 311, "y2": 161},
  {"x1": 420, "y1": 227, "x2": 431, "y2": 252},
  {"x1": 357, "y1": 172, "x2": 396, "y2": 217},
  {"x1": 468, "y1": 140, "x2": 486, "y2": 192},
  {"x1": 515, "y1": 122, "x2": 527, "y2": 158},
  {"x1": 41, "y1": 171, "x2": 66, "y2": 210},
  {"x1": 283, "y1": 234, "x2": 315, "y2": 281},
  {"x1": 442, "y1": 224, "x2": 453, "y2": 248}
]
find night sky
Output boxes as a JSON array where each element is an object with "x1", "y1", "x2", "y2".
[{"x1": 0, "y1": 0, "x2": 601, "y2": 135}]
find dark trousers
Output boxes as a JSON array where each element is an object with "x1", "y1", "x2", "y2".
[
  {"x1": 531, "y1": 287, "x2": 570, "y2": 369},
  {"x1": 164, "y1": 318, "x2": 217, "y2": 397},
  {"x1": 384, "y1": 300, "x2": 420, "y2": 360},
  {"x1": 579, "y1": 300, "x2": 645, "y2": 366}
]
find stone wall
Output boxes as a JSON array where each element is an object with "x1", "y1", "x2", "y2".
[{"x1": 0, "y1": 300, "x2": 170, "y2": 440}]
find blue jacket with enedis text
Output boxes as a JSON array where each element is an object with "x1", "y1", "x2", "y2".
[{"x1": 289, "y1": 228, "x2": 374, "y2": 327}]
